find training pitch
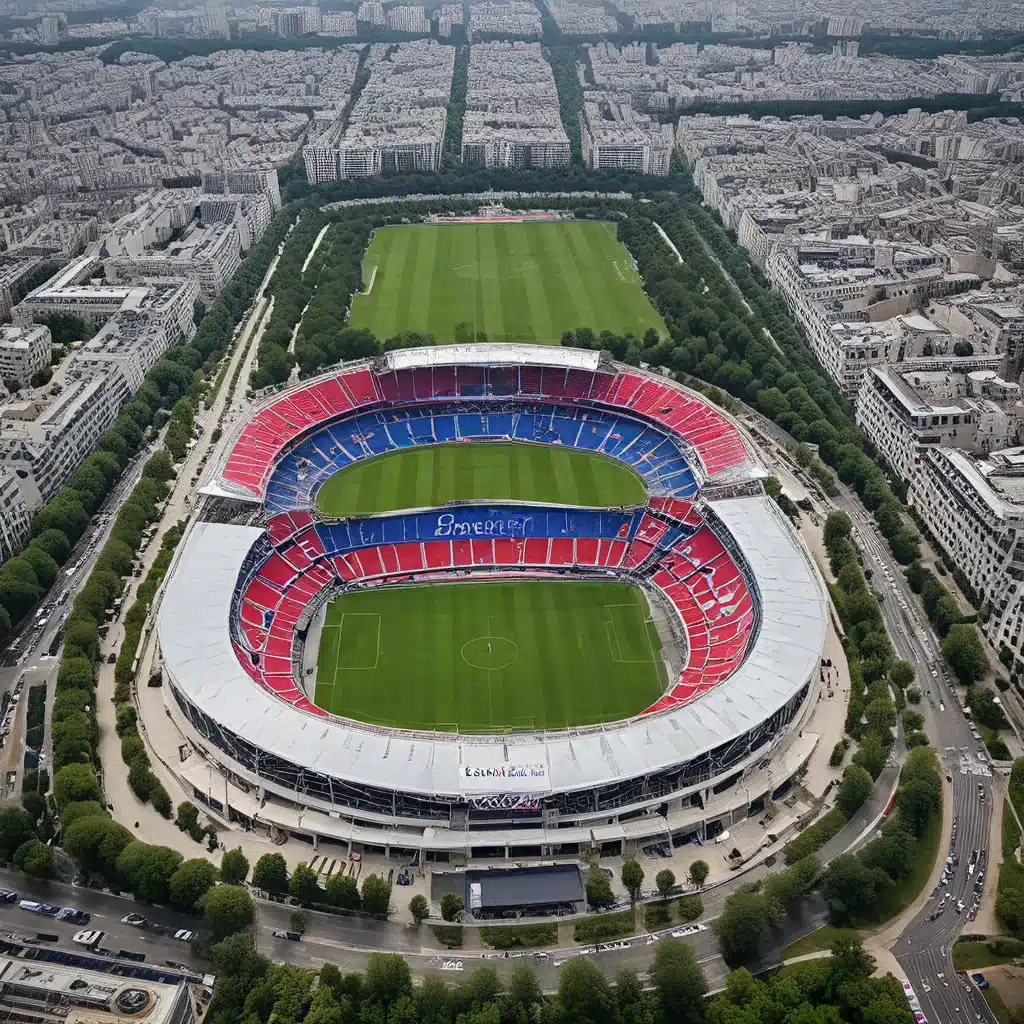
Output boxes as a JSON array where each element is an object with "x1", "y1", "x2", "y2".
[
  {"x1": 347, "y1": 220, "x2": 666, "y2": 344},
  {"x1": 314, "y1": 580, "x2": 666, "y2": 731},
  {"x1": 315, "y1": 441, "x2": 646, "y2": 517}
]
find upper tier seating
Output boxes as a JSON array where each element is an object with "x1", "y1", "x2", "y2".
[{"x1": 223, "y1": 363, "x2": 748, "y2": 500}]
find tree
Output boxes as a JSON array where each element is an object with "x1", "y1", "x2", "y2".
[
  {"x1": 823, "y1": 853, "x2": 892, "y2": 925},
  {"x1": 907, "y1": 686, "x2": 922, "y2": 705},
  {"x1": 116, "y1": 842, "x2": 183, "y2": 903},
  {"x1": 943, "y1": 623, "x2": 988, "y2": 685},
  {"x1": 0, "y1": 806, "x2": 35, "y2": 862},
  {"x1": 558, "y1": 956, "x2": 615, "y2": 1024},
  {"x1": 649, "y1": 939, "x2": 707, "y2": 1024},
  {"x1": 202, "y1": 883, "x2": 255, "y2": 939},
  {"x1": 32, "y1": 528, "x2": 72, "y2": 566},
  {"x1": 585, "y1": 868, "x2": 614, "y2": 908},
  {"x1": 252, "y1": 852, "x2": 288, "y2": 894},
  {"x1": 361, "y1": 873, "x2": 391, "y2": 917},
  {"x1": 409, "y1": 893, "x2": 429, "y2": 925},
  {"x1": 967, "y1": 685, "x2": 1007, "y2": 729},
  {"x1": 289, "y1": 910, "x2": 307, "y2": 935},
  {"x1": 53, "y1": 763, "x2": 100, "y2": 808},
  {"x1": 175, "y1": 801, "x2": 200, "y2": 835},
  {"x1": 364, "y1": 952, "x2": 412, "y2": 1009},
  {"x1": 890, "y1": 660, "x2": 915, "y2": 689},
  {"x1": 220, "y1": 847, "x2": 249, "y2": 885},
  {"x1": 440, "y1": 891, "x2": 464, "y2": 922},
  {"x1": 713, "y1": 889, "x2": 770, "y2": 965},
  {"x1": 864, "y1": 697, "x2": 896, "y2": 736},
  {"x1": 823, "y1": 510, "x2": 852, "y2": 547},
  {"x1": 168, "y1": 858, "x2": 218, "y2": 911},
  {"x1": 622, "y1": 859, "x2": 645, "y2": 905},
  {"x1": 689, "y1": 859, "x2": 709, "y2": 888},
  {"x1": 837, "y1": 763, "x2": 874, "y2": 818},
  {"x1": 677, "y1": 894, "x2": 703, "y2": 922},
  {"x1": 655, "y1": 868, "x2": 676, "y2": 899},
  {"x1": 289, "y1": 862, "x2": 321, "y2": 905},
  {"x1": 325, "y1": 872, "x2": 360, "y2": 910},
  {"x1": 853, "y1": 731, "x2": 888, "y2": 780},
  {"x1": 508, "y1": 966, "x2": 543, "y2": 1015},
  {"x1": 14, "y1": 838, "x2": 53, "y2": 879}
]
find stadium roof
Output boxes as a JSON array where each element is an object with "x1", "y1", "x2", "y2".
[
  {"x1": 383, "y1": 344, "x2": 601, "y2": 371},
  {"x1": 158, "y1": 494, "x2": 825, "y2": 799},
  {"x1": 465, "y1": 865, "x2": 584, "y2": 910}
]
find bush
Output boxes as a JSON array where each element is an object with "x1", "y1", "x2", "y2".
[
  {"x1": 430, "y1": 925, "x2": 463, "y2": 948},
  {"x1": 677, "y1": 894, "x2": 703, "y2": 922},
  {"x1": 828, "y1": 742, "x2": 844, "y2": 768},
  {"x1": 573, "y1": 910, "x2": 634, "y2": 943},
  {"x1": 479, "y1": 923, "x2": 557, "y2": 949},
  {"x1": 783, "y1": 806, "x2": 847, "y2": 864}
]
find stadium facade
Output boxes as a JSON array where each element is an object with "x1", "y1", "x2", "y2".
[{"x1": 154, "y1": 345, "x2": 828, "y2": 862}]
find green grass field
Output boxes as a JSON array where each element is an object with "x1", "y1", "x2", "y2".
[
  {"x1": 347, "y1": 220, "x2": 666, "y2": 344},
  {"x1": 315, "y1": 442, "x2": 646, "y2": 517},
  {"x1": 314, "y1": 580, "x2": 666, "y2": 731}
]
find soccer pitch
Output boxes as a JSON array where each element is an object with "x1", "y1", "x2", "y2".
[
  {"x1": 347, "y1": 220, "x2": 666, "y2": 344},
  {"x1": 314, "y1": 580, "x2": 666, "y2": 731},
  {"x1": 316, "y1": 442, "x2": 645, "y2": 517}
]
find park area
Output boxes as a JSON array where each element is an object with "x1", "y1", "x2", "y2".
[{"x1": 347, "y1": 219, "x2": 666, "y2": 344}]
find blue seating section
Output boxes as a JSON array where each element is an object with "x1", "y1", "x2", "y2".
[
  {"x1": 315, "y1": 505, "x2": 647, "y2": 557},
  {"x1": 266, "y1": 403, "x2": 697, "y2": 513}
]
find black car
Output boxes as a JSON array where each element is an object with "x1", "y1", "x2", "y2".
[
  {"x1": 0, "y1": 889, "x2": 18, "y2": 903},
  {"x1": 57, "y1": 908, "x2": 91, "y2": 926}
]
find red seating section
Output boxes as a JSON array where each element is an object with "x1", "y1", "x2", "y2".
[
  {"x1": 234, "y1": 502, "x2": 755, "y2": 721},
  {"x1": 222, "y1": 364, "x2": 749, "y2": 496}
]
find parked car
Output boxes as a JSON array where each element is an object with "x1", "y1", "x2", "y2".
[
  {"x1": 72, "y1": 929, "x2": 104, "y2": 947},
  {"x1": 173, "y1": 929, "x2": 195, "y2": 943},
  {"x1": 0, "y1": 889, "x2": 18, "y2": 903},
  {"x1": 19, "y1": 901, "x2": 60, "y2": 918},
  {"x1": 272, "y1": 930, "x2": 301, "y2": 942},
  {"x1": 57, "y1": 909, "x2": 91, "y2": 926},
  {"x1": 121, "y1": 913, "x2": 148, "y2": 927}
]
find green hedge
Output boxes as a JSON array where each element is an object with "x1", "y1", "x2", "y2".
[
  {"x1": 573, "y1": 909, "x2": 634, "y2": 943},
  {"x1": 430, "y1": 925, "x2": 463, "y2": 949},
  {"x1": 479, "y1": 922, "x2": 557, "y2": 949},
  {"x1": 783, "y1": 806, "x2": 847, "y2": 864}
]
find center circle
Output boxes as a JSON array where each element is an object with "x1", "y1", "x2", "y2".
[{"x1": 461, "y1": 636, "x2": 518, "y2": 671}]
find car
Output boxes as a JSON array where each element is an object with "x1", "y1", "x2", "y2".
[
  {"x1": 121, "y1": 913, "x2": 148, "y2": 927},
  {"x1": 57, "y1": 908, "x2": 90, "y2": 926},
  {"x1": 163, "y1": 960, "x2": 194, "y2": 972},
  {"x1": 0, "y1": 888, "x2": 18, "y2": 903},
  {"x1": 173, "y1": 929, "x2": 195, "y2": 942},
  {"x1": 72, "y1": 929, "x2": 105, "y2": 947},
  {"x1": 19, "y1": 901, "x2": 60, "y2": 917}
]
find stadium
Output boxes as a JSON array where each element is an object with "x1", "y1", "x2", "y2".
[{"x1": 155, "y1": 344, "x2": 828, "y2": 862}]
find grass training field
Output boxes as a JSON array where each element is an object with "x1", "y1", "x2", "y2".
[
  {"x1": 315, "y1": 442, "x2": 646, "y2": 517},
  {"x1": 314, "y1": 580, "x2": 666, "y2": 731},
  {"x1": 347, "y1": 220, "x2": 666, "y2": 344}
]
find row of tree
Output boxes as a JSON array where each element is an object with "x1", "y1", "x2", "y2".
[
  {"x1": 903, "y1": 559, "x2": 988, "y2": 685},
  {"x1": 207, "y1": 924, "x2": 905, "y2": 1024}
]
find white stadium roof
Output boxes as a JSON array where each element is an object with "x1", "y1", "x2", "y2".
[
  {"x1": 383, "y1": 344, "x2": 601, "y2": 372},
  {"x1": 158, "y1": 495, "x2": 826, "y2": 798}
]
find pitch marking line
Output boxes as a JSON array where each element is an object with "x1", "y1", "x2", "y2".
[
  {"x1": 329, "y1": 612, "x2": 382, "y2": 672},
  {"x1": 604, "y1": 603, "x2": 655, "y2": 664}
]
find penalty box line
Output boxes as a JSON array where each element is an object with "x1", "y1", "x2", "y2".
[
  {"x1": 326, "y1": 612, "x2": 382, "y2": 681},
  {"x1": 604, "y1": 603, "x2": 655, "y2": 664}
]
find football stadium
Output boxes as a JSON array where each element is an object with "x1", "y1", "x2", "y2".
[{"x1": 156, "y1": 345, "x2": 828, "y2": 861}]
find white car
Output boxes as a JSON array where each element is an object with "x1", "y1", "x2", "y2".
[
  {"x1": 121, "y1": 913, "x2": 148, "y2": 927},
  {"x1": 72, "y1": 929, "x2": 104, "y2": 947},
  {"x1": 173, "y1": 929, "x2": 195, "y2": 943}
]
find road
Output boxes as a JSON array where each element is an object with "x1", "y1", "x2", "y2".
[{"x1": 744, "y1": 407, "x2": 998, "y2": 1024}]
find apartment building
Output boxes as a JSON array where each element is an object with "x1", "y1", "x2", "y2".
[
  {"x1": 0, "y1": 324, "x2": 52, "y2": 388},
  {"x1": 104, "y1": 221, "x2": 242, "y2": 302},
  {"x1": 304, "y1": 41, "x2": 454, "y2": 180},
  {"x1": 857, "y1": 364, "x2": 1022, "y2": 482},
  {"x1": 580, "y1": 98, "x2": 672, "y2": 174},
  {"x1": 461, "y1": 43, "x2": 571, "y2": 169},
  {"x1": 68, "y1": 312, "x2": 173, "y2": 405},
  {"x1": 0, "y1": 377, "x2": 121, "y2": 509},
  {"x1": 911, "y1": 446, "x2": 1024, "y2": 666},
  {"x1": 0, "y1": 468, "x2": 30, "y2": 565}
]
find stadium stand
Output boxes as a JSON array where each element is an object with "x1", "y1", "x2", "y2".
[
  {"x1": 221, "y1": 360, "x2": 750, "y2": 502},
  {"x1": 232, "y1": 500, "x2": 756, "y2": 720}
]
